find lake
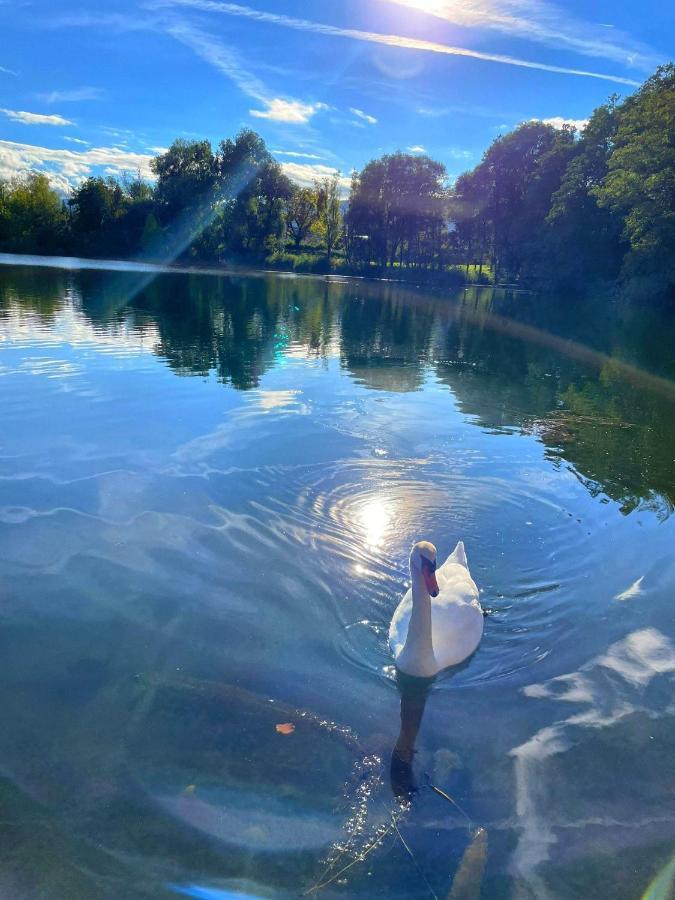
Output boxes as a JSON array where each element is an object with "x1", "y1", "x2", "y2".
[{"x1": 1, "y1": 255, "x2": 674, "y2": 899}]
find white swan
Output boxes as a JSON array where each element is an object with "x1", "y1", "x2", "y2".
[{"x1": 389, "y1": 541, "x2": 483, "y2": 678}]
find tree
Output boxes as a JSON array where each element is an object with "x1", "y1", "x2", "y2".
[
  {"x1": 594, "y1": 64, "x2": 675, "y2": 294},
  {"x1": 313, "y1": 173, "x2": 342, "y2": 263},
  {"x1": 345, "y1": 153, "x2": 447, "y2": 270},
  {"x1": 545, "y1": 101, "x2": 625, "y2": 289},
  {"x1": 210, "y1": 129, "x2": 293, "y2": 258},
  {"x1": 69, "y1": 177, "x2": 123, "y2": 233},
  {"x1": 151, "y1": 139, "x2": 216, "y2": 224},
  {"x1": 0, "y1": 173, "x2": 66, "y2": 254},
  {"x1": 286, "y1": 186, "x2": 318, "y2": 251}
]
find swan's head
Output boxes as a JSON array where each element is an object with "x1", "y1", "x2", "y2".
[{"x1": 410, "y1": 541, "x2": 439, "y2": 597}]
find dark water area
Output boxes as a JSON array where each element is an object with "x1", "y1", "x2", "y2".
[{"x1": 0, "y1": 255, "x2": 674, "y2": 899}]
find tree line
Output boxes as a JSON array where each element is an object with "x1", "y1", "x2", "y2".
[{"x1": 0, "y1": 63, "x2": 673, "y2": 299}]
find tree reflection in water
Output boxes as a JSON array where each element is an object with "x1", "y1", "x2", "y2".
[{"x1": 1, "y1": 262, "x2": 674, "y2": 517}]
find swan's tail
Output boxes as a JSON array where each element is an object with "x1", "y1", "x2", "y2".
[{"x1": 448, "y1": 540, "x2": 468, "y2": 568}]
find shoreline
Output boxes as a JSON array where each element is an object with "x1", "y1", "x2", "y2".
[{"x1": 0, "y1": 251, "x2": 504, "y2": 291}]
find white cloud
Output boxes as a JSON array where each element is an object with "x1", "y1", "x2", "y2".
[
  {"x1": 538, "y1": 115, "x2": 589, "y2": 131},
  {"x1": 448, "y1": 147, "x2": 474, "y2": 159},
  {"x1": 1, "y1": 65, "x2": 17, "y2": 76},
  {"x1": 147, "y1": 145, "x2": 170, "y2": 154},
  {"x1": 250, "y1": 99, "x2": 328, "y2": 124},
  {"x1": 273, "y1": 149, "x2": 325, "y2": 160},
  {"x1": 280, "y1": 161, "x2": 351, "y2": 195},
  {"x1": 164, "y1": 19, "x2": 327, "y2": 126},
  {"x1": 0, "y1": 108, "x2": 73, "y2": 126},
  {"x1": 156, "y1": 0, "x2": 642, "y2": 86},
  {"x1": 38, "y1": 86, "x2": 104, "y2": 103},
  {"x1": 350, "y1": 107, "x2": 377, "y2": 125},
  {"x1": 64, "y1": 136, "x2": 90, "y2": 146},
  {"x1": 0, "y1": 139, "x2": 155, "y2": 194},
  {"x1": 383, "y1": 0, "x2": 658, "y2": 70},
  {"x1": 407, "y1": 144, "x2": 426, "y2": 153}
]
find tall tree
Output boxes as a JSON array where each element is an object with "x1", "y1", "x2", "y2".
[
  {"x1": 594, "y1": 64, "x2": 675, "y2": 294},
  {"x1": 0, "y1": 174, "x2": 66, "y2": 254},
  {"x1": 346, "y1": 153, "x2": 446, "y2": 270},
  {"x1": 151, "y1": 139, "x2": 216, "y2": 225},
  {"x1": 286, "y1": 186, "x2": 318, "y2": 251},
  {"x1": 314, "y1": 173, "x2": 342, "y2": 264},
  {"x1": 211, "y1": 129, "x2": 293, "y2": 258},
  {"x1": 545, "y1": 101, "x2": 625, "y2": 289}
]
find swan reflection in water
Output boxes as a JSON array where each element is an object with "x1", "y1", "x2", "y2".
[{"x1": 390, "y1": 669, "x2": 434, "y2": 798}]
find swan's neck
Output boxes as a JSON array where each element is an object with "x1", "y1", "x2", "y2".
[{"x1": 400, "y1": 569, "x2": 437, "y2": 677}]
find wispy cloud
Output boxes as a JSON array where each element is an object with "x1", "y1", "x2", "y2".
[
  {"x1": 147, "y1": 145, "x2": 170, "y2": 154},
  {"x1": 0, "y1": 139, "x2": 155, "y2": 194},
  {"x1": 407, "y1": 144, "x2": 425, "y2": 153},
  {"x1": 251, "y1": 98, "x2": 328, "y2": 123},
  {"x1": 384, "y1": 0, "x2": 658, "y2": 70},
  {"x1": 165, "y1": 19, "x2": 268, "y2": 102},
  {"x1": 1, "y1": 65, "x2": 17, "y2": 76},
  {"x1": 151, "y1": 0, "x2": 641, "y2": 86},
  {"x1": 39, "y1": 86, "x2": 104, "y2": 103},
  {"x1": 64, "y1": 136, "x2": 90, "y2": 146},
  {"x1": 350, "y1": 107, "x2": 377, "y2": 125},
  {"x1": 273, "y1": 149, "x2": 325, "y2": 160},
  {"x1": 0, "y1": 108, "x2": 73, "y2": 126},
  {"x1": 537, "y1": 115, "x2": 589, "y2": 130},
  {"x1": 165, "y1": 19, "x2": 327, "y2": 123},
  {"x1": 447, "y1": 147, "x2": 475, "y2": 159}
]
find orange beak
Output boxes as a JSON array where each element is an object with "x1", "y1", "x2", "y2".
[{"x1": 423, "y1": 567, "x2": 439, "y2": 598}]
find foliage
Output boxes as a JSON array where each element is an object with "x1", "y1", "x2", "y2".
[
  {"x1": 594, "y1": 64, "x2": 675, "y2": 294},
  {"x1": 0, "y1": 173, "x2": 66, "y2": 253},
  {"x1": 0, "y1": 61, "x2": 674, "y2": 302},
  {"x1": 313, "y1": 173, "x2": 342, "y2": 261},
  {"x1": 286, "y1": 186, "x2": 318, "y2": 251},
  {"x1": 345, "y1": 152, "x2": 447, "y2": 270}
]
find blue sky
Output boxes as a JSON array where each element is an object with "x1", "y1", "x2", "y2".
[{"x1": 1, "y1": 0, "x2": 672, "y2": 194}]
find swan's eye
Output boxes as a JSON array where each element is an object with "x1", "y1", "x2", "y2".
[{"x1": 421, "y1": 557, "x2": 436, "y2": 573}]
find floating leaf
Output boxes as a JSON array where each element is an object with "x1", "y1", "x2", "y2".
[
  {"x1": 276, "y1": 722, "x2": 295, "y2": 735},
  {"x1": 183, "y1": 784, "x2": 196, "y2": 795}
]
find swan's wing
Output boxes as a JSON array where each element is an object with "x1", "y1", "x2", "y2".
[
  {"x1": 437, "y1": 559, "x2": 479, "y2": 598},
  {"x1": 431, "y1": 590, "x2": 484, "y2": 669},
  {"x1": 388, "y1": 586, "x2": 412, "y2": 655},
  {"x1": 438, "y1": 540, "x2": 468, "y2": 575}
]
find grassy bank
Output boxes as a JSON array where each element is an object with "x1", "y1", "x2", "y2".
[{"x1": 263, "y1": 250, "x2": 493, "y2": 286}]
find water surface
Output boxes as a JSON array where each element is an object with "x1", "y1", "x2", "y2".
[{"x1": 1, "y1": 257, "x2": 674, "y2": 899}]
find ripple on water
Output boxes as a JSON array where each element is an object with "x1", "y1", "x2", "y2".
[
  {"x1": 0, "y1": 445, "x2": 596, "y2": 693},
  {"x1": 207, "y1": 456, "x2": 593, "y2": 691}
]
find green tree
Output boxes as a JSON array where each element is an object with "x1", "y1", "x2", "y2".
[
  {"x1": 346, "y1": 153, "x2": 446, "y2": 270},
  {"x1": 313, "y1": 173, "x2": 342, "y2": 263},
  {"x1": 0, "y1": 173, "x2": 66, "y2": 254},
  {"x1": 594, "y1": 64, "x2": 675, "y2": 294},
  {"x1": 545, "y1": 101, "x2": 625, "y2": 289},
  {"x1": 286, "y1": 186, "x2": 318, "y2": 251},
  {"x1": 209, "y1": 129, "x2": 293, "y2": 258},
  {"x1": 68, "y1": 176, "x2": 126, "y2": 255},
  {"x1": 151, "y1": 139, "x2": 216, "y2": 225}
]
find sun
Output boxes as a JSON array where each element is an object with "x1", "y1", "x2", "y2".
[{"x1": 390, "y1": 0, "x2": 452, "y2": 15}]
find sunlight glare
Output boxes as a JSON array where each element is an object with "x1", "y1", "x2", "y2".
[
  {"x1": 392, "y1": 0, "x2": 452, "y2": 15},
  {"x1": 358, "y1": 496, "x2": 391, "y2": 549}
]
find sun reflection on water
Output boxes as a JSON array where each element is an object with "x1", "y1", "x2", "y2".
[{"x1": 358, "y1": 496, "x2": 391, "y2": 549}]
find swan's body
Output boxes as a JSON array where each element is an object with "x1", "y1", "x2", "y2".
[{"x1": 389, "y1": 541, "x2": 483, "y2": 678}]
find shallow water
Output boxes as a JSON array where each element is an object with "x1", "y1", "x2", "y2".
[{"x1": 0, "y1": 256, "x2": 674, "y2": 899}]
